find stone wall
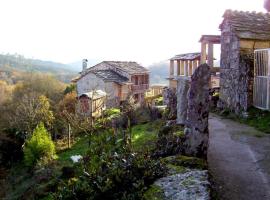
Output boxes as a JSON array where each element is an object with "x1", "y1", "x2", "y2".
[{"x1": 219, "y1": 22, "x2": 270, "y2": 113}]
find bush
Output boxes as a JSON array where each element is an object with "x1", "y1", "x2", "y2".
[
  {"x1": 23, "y1": 123, "x2": 56, "y2": 167},
  {"x1": 54, "y1": 131, "x2": 167, "y2": 200}
]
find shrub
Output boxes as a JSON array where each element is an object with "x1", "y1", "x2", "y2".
[
  {"x1": 54, "y1": 131, "x2": 167, "y2": 199},
  {"x1": 23, "y1": 123, "x2": 56, "y2": 167}
]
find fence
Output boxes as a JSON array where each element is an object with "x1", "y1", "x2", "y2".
[{"x1": 253, "y1": 49, "x2": 270, "y2": 110}]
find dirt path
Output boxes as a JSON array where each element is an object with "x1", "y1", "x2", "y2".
[{"x1": 208, "y1": 114, "x2": 270, "y2": 200}]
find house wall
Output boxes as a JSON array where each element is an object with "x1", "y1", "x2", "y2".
[
  {"x1": 76, "y1": 73, "x2": 121, "y2": 108},
  {"x1": 220, "y1": 21, "x2": 270, "y2": 113}
]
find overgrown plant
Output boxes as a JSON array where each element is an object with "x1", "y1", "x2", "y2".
[{"x1": 23, "y1": 122, "x2": 56, "y2": 167}]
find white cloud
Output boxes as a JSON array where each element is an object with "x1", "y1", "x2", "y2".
[{"x1": 0, "y1": 0, "x2": 264, "y2": 65}]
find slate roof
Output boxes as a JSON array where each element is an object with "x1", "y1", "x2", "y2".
[
  {"x1": 170, "y1": 53, "x2": 201, "y2": 61},
  {"x1": 87, "y1": 61, "x2": 149, "y2": 75},
  {"x1": 220, "y1": 10, "x2": 270, "y2": 40},
  {"x1": 92, "y1": 70, "x2": 129, "y2": 84},
  {"x1": 199, "y1": 35, "x2": 221, "y2": 44}
]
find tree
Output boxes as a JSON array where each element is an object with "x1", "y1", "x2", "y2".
[
  {"x1": 7, "y1": 93, "x2": 54, "y2": 137},
  {"x1": 120, "y1": 94, "x2": 136, "y2": 147},
  {"x1": 23, "y1": 122, "x2": 56, "y2": 167}
]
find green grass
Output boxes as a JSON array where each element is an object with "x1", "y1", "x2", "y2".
[
  {"x1": 57, "y1": 136, "x2": 89, "y2": 165},
  {"x1": 219, "y1": 107, "x2": 270, "y2": 134},
  {"x1": 132, "y1": 120, "x2": 163, "y2": 152}
]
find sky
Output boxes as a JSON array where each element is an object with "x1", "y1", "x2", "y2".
[{"x1": 0, "y1": 0, "x2": 265, "y2": 66}]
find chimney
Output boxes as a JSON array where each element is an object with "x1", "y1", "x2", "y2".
[{"x1": 82, "y1": 59, "x2": 88, "y2": 71}]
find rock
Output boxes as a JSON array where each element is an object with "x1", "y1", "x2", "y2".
[
  {"x1": 163, "y1": 87, "x2": 177, "y2": 120},
  {"x1": 184, "y1": 64, "x2": 210, "y2": 158},
  {"x1": 153, "y1": 170, "x2": 210, "y2": 200},
  {"x1": 176, "y1": 77, "x2": 190, "y2": 125},
  {"x1": 70, "y1": 155, "x2": 82, "y2": 163}
]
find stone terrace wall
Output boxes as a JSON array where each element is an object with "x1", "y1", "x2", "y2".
[
  {"x1": 220, "y1": 22, "x2": 270, "y2": 113},
  {"x1": 220, "y1": 22, "x2": 242, "y2": 112}
]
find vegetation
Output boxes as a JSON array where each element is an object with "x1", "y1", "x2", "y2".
[
  {"x1": 23, "y1": 123, "x2": 56, "y2": 167},
  {"x1": 0, "y1": 53, "x2": 76, "y2": 83},
  {"x1": 219, "y1": 106, "x2": 270, "y2": 134},
  {"x1": 0, "y1": 65, "x2": 197, "y2": 200},
  {"x1": 132, "y1": 120, "x2": 163, "y2": 152}
]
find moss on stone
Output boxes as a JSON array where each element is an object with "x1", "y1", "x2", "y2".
[
  {"x1": 143, "y1": 185, "x2": 166, "y2": 200},
  {"x1": 166, "y1": 163, "x2": 187, "y2": 174},
  {"x1": 173, "y1": 130, "x2": 185, "y2": 137},
  {"x1": 163, "y1": 155, "x2": 207, "y2": 170}
]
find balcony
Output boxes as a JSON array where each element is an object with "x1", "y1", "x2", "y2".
[{"x1": 131, "y1": 84, "x2": 149, "y2": 91}]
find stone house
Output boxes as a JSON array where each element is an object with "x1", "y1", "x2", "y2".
[
  {"x1": 73, "y1": 60, "x2": 149, "y2": 108},
  {"x1": 219, "y1": 10, "x2": 270, "y2": 113}
]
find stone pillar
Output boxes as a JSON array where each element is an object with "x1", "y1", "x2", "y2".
[
  {"x1": 207, "y1": 43, "x2": 214, "y2": 67},
  {"x1": 176, "y1": 77, "x2": 190, "y2": 125},
  {"x1": 201, "y1": 42, "x2": 207, "y2": 64},
  {"x1": 184, "y1": 63, "x2": 211, "y2": 158},
  {"x1": 188, "y1": 61, "x2": 193, "y2": 76},
  {"x1": 184, "y1": 61, "x2": 189, "y2": 76},
  {"x1": 177, "y1": 60, "x2": 181, "y2": 76},
  {"x1": 192, "y1": 60, "x2": 198, "y2": 74},
  {"x1": 170, "y1": 60, "x2": 174, "y2": 76},
  {"x1": 180, "y1": 60, "x2": 185, "y2": 75}
]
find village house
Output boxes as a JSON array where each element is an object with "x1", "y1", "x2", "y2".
[
  {"x1": 73, "y1": 60, "x2": 149, "y2": 109},
  {"x1": 219, "y1": 10, "x2": 270, "y2": 113}
]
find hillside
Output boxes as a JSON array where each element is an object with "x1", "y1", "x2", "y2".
[
  {"x1": 0, "y1": 54, "x2": 77, "y2": 83},
  {"x1": 148, "y1": 61, "x2": 168, "y2": 85}
]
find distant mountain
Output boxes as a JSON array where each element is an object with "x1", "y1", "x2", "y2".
[
  {"x1": 147, "y1": 61, "x2": 169, "y2": 86},
  {"x1": 68, "y1": 59, "x2": 101, "y2": 72},
  {"x1": 0, "y1": 54, "x2": 77, "y2": 83}
]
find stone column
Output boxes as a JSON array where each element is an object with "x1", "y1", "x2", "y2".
[
  {"x1": 177, "y1": 77, "x2": 190, "y2": 125},
  {"x1": 170, "y1": 60, "x2": 174, "y2": 76},
  {"x1": 207, "y1": 42, "x2": 214, "y2": 67},
  {"x1": 192, "y1": 60, "x2": 198, "y2": 74},
  {"x1": 201, "y1": 42, "x2": 207, "y2": 64},
  {"x1": 188, "y1": 61, "x2": 193, "y2": 76},
  {"x1": 184, "y1": 61, "x2": 189, "y2": 76},
  {"x1": 180, "y1": 60, "x2": 185, "y2": 75},
  {"x1": 184, "y1": 63, "x2": 211, "y2": 158},
  {"x1": 177, "y1": 60, "x2": 181, "y2": 76}
]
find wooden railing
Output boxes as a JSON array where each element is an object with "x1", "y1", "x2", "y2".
[{"x1": 131, "y1": 84, "x2": 149, "y2": 91}]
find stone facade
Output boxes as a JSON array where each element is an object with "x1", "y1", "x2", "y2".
[
  {"x1": 184, "y1": 64, "x2": 210, "y2": 158},
  {"x1": 176, "y1": 77, "x2": 190, "y2": 125},
  {"x1": 219, "y1": 10, "x2": 270, "y2": 113}
]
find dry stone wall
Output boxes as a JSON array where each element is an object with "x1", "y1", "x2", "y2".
[{"x1": 220, "y1": 25, "x2": 253, "y2": 113}]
